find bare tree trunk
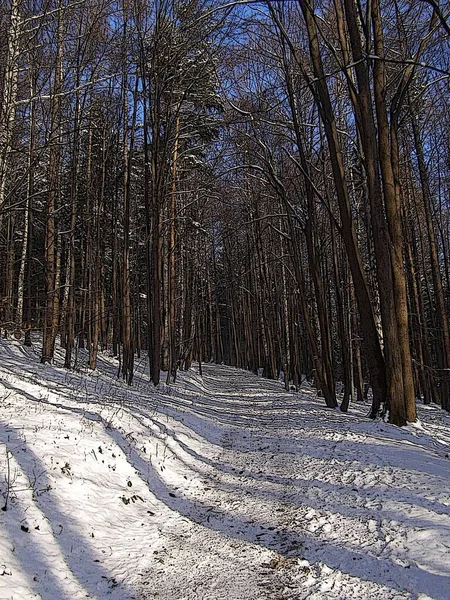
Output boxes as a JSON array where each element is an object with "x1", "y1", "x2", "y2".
[
  {"x1": 16, "y1": 67, "x2": 35, "y2": 325},
  {"x1": 371, "y1": 0, "x2": 416, "y2": 423},
  {"x1": 120, "y1": 27, "x2": 137, "y2": 385},
  {"x1": 410, "y1": 101, "x2": 450, "y2": 411},
  {"x1": 63, "y1": 84, "x2": 82, "y2": 367},
  {"x1": 1, "y1": 0, "x2": 21, "y2": 326},
  {"x1": 336, "y1": 0, "x2": 410, "y2": 423},
  {"x1": 0, "y1": 0, "x2": 21, "y2": 225},
  {"x1": 150, "y1": 200, "x2": 163, "y2": 384},
  {"x1": 166, "y1": 114, "x2": 180, "y2": 383},
  {"x1": 299, "y1": 0, "x2": 386, "y2": 411},
  {"x1": 42, "y1": 0, "x2": 63, "y2": 363},
  {"x1": 112, "y1": 185, "x2": 119, "y2": 357}
]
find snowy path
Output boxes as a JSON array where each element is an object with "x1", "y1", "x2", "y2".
[{"x1": 1, "y1": 339, "x2": 450, "y2": 599}]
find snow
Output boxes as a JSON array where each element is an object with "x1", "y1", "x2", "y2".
[{"x1": 1, "y1": 335, "x2": 450, "y2": 600}]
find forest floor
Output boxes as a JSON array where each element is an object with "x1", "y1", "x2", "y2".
[{"x1": 1, "y1": 336, "x2": 450, "y2": 600}]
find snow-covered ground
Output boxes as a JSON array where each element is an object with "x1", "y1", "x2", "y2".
[{"x1": 1, "y1": 336, "x2": 450, "y2": 600}]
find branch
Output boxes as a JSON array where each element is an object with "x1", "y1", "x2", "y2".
[
  {"x1": 421, "y1": 0, "x2": 450, "y2": 37},
  {"x1": 366, "y1": 54, "x2": 450, "y2": 78},
  {"x1": 14, "y1": 73, "x2": 120, "y2": 107}
]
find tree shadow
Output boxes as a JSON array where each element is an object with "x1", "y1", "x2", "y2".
[
  {"x1": 0, "y1": 423, "x2": 137, "y2": 600},
  {"x1": 103, "y1": 420, "x2": 450, "y2": 600},
  {"x1": 2, "y1": 346, "x2": 450, "y2": 600},
  {"x1": 130, "y1": 386, "x2": 450, "y2": 482},
  {"x1": 4, "y1": 375, "x2": 450, "y2": 549},
  {"x1": 166, "y1": 429, "x2": 450, "y2": 520},
  {"x1": 0, "y1": 468, "x2": 76, "y2": 600}
]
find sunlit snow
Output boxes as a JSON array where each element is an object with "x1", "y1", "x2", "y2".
[{"x1": 1, "y1": 335, "x2": 450, "y2": 599}]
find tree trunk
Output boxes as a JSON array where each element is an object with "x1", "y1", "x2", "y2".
[
  {"x1": 300, "y1": 0, "x2": 387, "y2": 412},
  {"x1": 371, "y1": 0, "x2": 416, "y2": 423},
  {"x1": 42, "y1": 0, "x2": 63, "y2": 364}
]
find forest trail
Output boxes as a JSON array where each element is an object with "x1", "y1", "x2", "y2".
[{"x1": 1, "y1": 340, "x2": 450, "y2": 600}]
